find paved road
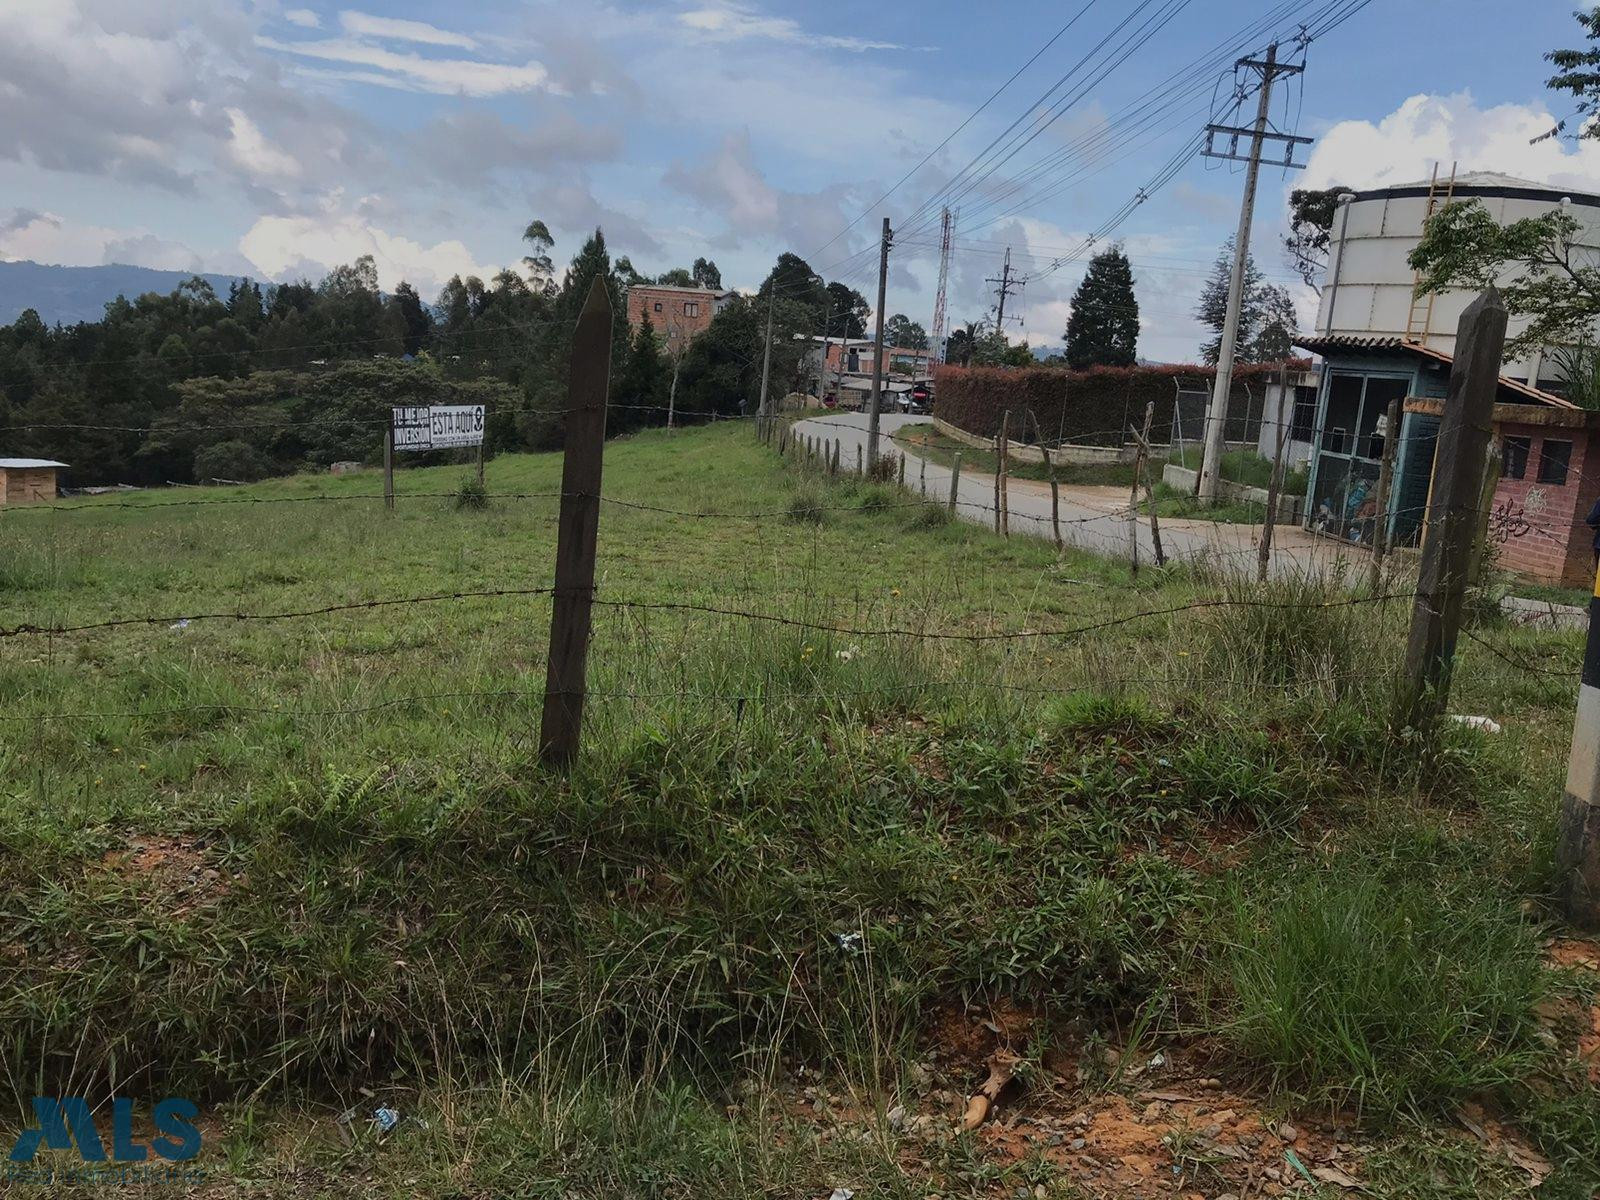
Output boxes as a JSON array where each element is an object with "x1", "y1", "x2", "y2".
[{"x1": 793, "y1": 411, "x2": 1356, "y2": 577}]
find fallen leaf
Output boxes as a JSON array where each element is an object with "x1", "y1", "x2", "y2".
[{"x1": 1312, "y1": 1165, "x2": 1366, "y2": 1190}]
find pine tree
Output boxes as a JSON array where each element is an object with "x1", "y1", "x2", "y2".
[
  {"x1": 619, "y1": 312, "x2": 666, "y2": 426},
  {"x1": 1064, "y1": 247, "x2": 1139, "y2": 368},
  {"x1": 1196, "y1": 237, "x2": 1265, "y2": 365}
]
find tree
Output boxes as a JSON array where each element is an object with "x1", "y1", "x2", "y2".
[
  {"x1": 1547, "y1": 7, "x2": 1600, "y2": 138},
  {"x1": 393, "y1": 282, "x2": 433, "y2": 356},
  {"x1": 522, "y1": 220, "x2": 555, "y2": 292},
  {"x1": 945, "y1": 322, "x2": 978, "y2": 367},
  {"x1": 1064, "y1": 246, "x2": 1139, "y2": 368},
  {"x1": 692, "y1": 257, "x2": 722, "y2": 290},
  {"x1": 1409, "y1": 200, "x2": 1600, "y2": 360},
  {"x1": 824, "y1": 282, "x2": 869, "y2": 338},
  {"x1": 758, "y1": 253, "x2": 827, "y2": 324},
  {"x1": 885, "y1": 314, "x2": 928, "y2": 351},
  {"x1": 620, "y1": 312, "x2": 667, "y2": 414},
  {"x1": 1195, "y1": 237, "x2": 1267, "y2": 365},
  {"x1": 1283, "y1": 187, "x2": 1345, "y2": 291},
  {"x1": 614, "y1": 256, "x2": 649, "y2": 286},
  {"x1": 1252, "y1": 285, "x2": 1299, "y2": 361}
]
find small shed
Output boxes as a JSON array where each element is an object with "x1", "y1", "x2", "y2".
[
  {"x1": 1294, "y1": 336, "x2": 1600, "y2": 588},
  {"x1": 0, "y1": 458, "x2": 66, "y2": 505}
]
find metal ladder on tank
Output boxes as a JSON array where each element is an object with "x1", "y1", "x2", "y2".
[{"x1": 1404, "y1": 161, "x2": 1457, "y2": 344}]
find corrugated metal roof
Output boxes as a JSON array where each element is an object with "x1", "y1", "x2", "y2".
[
  {"x1": 0, "y1": 458, "x2": 67, "y2": 469},
  {"x1": 1292, "y1": 335, "x2": 1578, "y2": 409}
]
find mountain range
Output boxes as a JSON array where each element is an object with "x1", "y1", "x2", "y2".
[{"x1": 0, "y1": 260, "x2": 247, "y2": 327}]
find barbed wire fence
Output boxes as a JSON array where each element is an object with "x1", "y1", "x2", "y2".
[{"x1": 0, "y1": 286, "x2": 1589, "y2": 771}]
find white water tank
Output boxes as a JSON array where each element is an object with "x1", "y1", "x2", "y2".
[{"x1": 1315, "y1": 171, "x2": 1600, "y2": 384}]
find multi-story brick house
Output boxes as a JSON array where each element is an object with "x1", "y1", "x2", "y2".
[{"x1": 625, "y1": 285, "x2": 732, "y2": 351}]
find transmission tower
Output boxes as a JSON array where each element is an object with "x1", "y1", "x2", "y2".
[{"x1": 929, "y1": 207, "x2": 953, "y2": 367}]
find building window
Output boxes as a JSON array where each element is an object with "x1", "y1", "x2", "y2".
[
  {"x1": 684, "y1": 302, "x2": 700, "y2": 318},
  {"x1": 1502, "y1": 436, "x2": 1531, "y2": 481},
  {"x1": 653, "y1": 302, "x2": 663, "y2": 313},
  {"x1": 1538, "y1": 439, "x2": 1573, "y2": 486}
]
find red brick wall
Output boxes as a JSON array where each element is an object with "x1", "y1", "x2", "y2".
[
  {"x1": 625, "y1": 287, "x2": 717, "y2": 351},
  {"x1": 1492, "y1": 420, "x2": 1599, "y2": 587}
]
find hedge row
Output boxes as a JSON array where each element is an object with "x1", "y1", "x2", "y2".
[{"x1": 932, "y1": 361, "x2": 1306, "y2": 448}]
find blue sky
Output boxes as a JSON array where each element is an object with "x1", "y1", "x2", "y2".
[{"x1": 0, "y1": 1, "x2": 1596, "y2": 361}]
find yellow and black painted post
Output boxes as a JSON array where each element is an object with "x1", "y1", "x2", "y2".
[{"x1": 1558, "y1": 563, "x2": 1600, "y2": 928}]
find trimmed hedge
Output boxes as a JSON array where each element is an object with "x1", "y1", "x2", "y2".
[{"x1": 933, "y1": 360, "x2": 1306, "y2": 447}]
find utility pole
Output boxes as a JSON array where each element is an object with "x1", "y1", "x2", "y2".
[
  {"x1": 1197, "y1": 42, "x2": 1310, "y2": 503},
  {"x1": 867, "y1": 216, "x2": 892, "y2": 467},
  {"x1": 986, "y1": 248, "x2": 1027, "y2": 333},
  {"x1": 757, "y1": 289, "x2": 776, "y2": 435},
  {"x1": 929, "y1": 207, "x2": 954, "y2": 368}
]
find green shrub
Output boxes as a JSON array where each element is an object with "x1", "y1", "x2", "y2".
[
  {"x1": 786, "y1": 486, "x2": 825, "y2": 524},
  {"x1": 455, "y1": 476, "x2": 490, "y2": 510}
]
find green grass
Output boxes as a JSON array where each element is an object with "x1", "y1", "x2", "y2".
[{"x1": 0, "y1": 421, "x2": 1594, "y2": 1195}]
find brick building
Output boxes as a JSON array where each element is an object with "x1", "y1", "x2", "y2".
[{"x1": 625, "y1": 285, "x2": 731, "y2": 351}]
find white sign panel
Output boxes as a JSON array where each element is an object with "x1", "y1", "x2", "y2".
[{"x1": 390, "y1": 405, "x2": 485, "y2": 452}]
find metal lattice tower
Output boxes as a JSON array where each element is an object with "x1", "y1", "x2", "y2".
[{"x1": 929, "y1": 207, "x2": 953, "y2": 367}]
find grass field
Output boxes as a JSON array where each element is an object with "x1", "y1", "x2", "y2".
[{"x1": 1, "y1": 421, "x2": 1597, "y2": 1197}]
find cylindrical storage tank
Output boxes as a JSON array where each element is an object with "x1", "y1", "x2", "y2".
[{"x1": 1315, "y1": 171, "x2": 1600, "y2": 385}]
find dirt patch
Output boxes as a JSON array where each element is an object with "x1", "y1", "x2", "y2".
[
  {"x1": 1547, "y1": 936, "x2": 1600, "y2": 973},
  {"x1": 98, "y1": 833, "x2": 236, "y2": 916}
]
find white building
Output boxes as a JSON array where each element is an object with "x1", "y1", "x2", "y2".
[{"x1": 1316, "y1": 170, "x2": 1600, "y2": 386}]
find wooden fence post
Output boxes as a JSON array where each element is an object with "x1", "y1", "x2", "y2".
[
  {"x1": 1259, "y1": 380, "x2": 1292, "y2": 583},
  {"x1": 1026, "y1": 411, "x2": 1062, "y2": 550},
  {"x1": 948, "y1": 451, "x2": 963, "y2": 517},
  {"x1": 1369, "y1": 393, "x2": 1403, "y2": 591},
  {"x1": 540, "y1": 277, "x2": 613, "y2": 768},
  {"x1": 919, "y1": 455, "x2": 927, "y2": 497},
  {"x1": 1396, "y1": 289, "x2": 1506, "y2": 730},
  {"x1": 897, "y1": 451, "x2": 906, "y2": 488},
  {"x1": 383, "y1": 427, "x2": 395, "y2": 512},
  {"x1": 1129, "y1": 404, "x2": 1157, "y2": 576},
  {"x1": 857, "y1": 443, "x2": 864, "y2": 475},
  {"x1": 995, "y1": 410, "x2": 1009, "y2": 536}
]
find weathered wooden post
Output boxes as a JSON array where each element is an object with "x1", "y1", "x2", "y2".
[
  {"x1": 383, "y1": 427, "x2": 395, "y2": 512},
  {"x1": 948, "y1": 452, "x2": 963, "y2": 517},
  {"x1": 1557, "y1": 563, "x2": 1600, "y2": 927},
  {"x1": 995, "y1": 411, "x2": 1009, "y2": 536},
  {"x1": 1026, "y1": 411, "x2": 1063, "y2": 550},
  {"x1": 897, "y1": 451, "x2": 906, "y2": 488},
  {"x1": 1395, "y1": 289, "x2": 1506, "y2": 730},
  {"x1": 919, "y1": 455, "x2": 927, "y2": 497},
  {"x1": 1129, "y1": 404, "x2": 1157, "y2": 577},
  {"x1": 857, "y1": 443, "x2": 864, "y2": 475},
  {"x1": 540, "y1": 277, "x2": 613, "y2": 769},
  {"x1": 1369, "y1": 393, "x2": 1403, "y2": 591},
  {"x1": 1259, "y1": 379, "x2": 1291, "y2": 583}
]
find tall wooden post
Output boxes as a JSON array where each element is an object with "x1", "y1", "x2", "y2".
[
  {"x1": 383, "y1": 428, "x2": 395, "y2": 512},
  {"x1": 1259, "y1": 379, "x2": 1291, "y2": 583},
  {"x1": 995, "y1": 410, "x2": 1010, "y2": 536},
  {"x1": 540, "y1": 277, "x2": 613, "y2": 768},
  {"x1": 1557, "y1": 563, "x2": 1600, "y2": 927},
  {"x1": 1369, "y1": 393, "x2": 1403, "y2": 591},
  {"x1": 1026, "y1": 411, "x2": 1062, "y2": 549},
  {"x1": 857, "y1": 443, "x2": 864, "y2": 475},
  {"x1": 897, "y1": 451, "x2": 906, "y2": 488},
  {"x1": 1130, "y1": 404, "x2": 1157, "y2": 577},
  {"x1": 948, "y1": 452, "x2": 963, "y2": 517},
  {"x1": 475, "y1": 436, "x2": 486, "y2": 488},
  {"x1": 1396, "y1": 289, "x2": 1506, "y2": 730}
]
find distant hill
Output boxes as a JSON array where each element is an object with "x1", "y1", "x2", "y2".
[{"x1": 0, "y1": 260, "x2": 248, "y2": 327}]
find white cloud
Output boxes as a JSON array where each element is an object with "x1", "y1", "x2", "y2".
[
  {"x1": 677, "y1": 2, "x2": 907, "y2": 52},
  {"x1": 258, "y1": 34, "x2": 550, "y2": 95},
  {"x1": 283, "y1": 8, "x2": 321, "y2": 28},
  {"x1": 237, "y1": 211, "x2": 495, "y2": 294},
  {"x1": 225, "y1": 107, "x2": 302, "y2": 182},
  {"x1": 1302, "y1": 92, "x2": 1600, "y2": 194},
  {"x1": 0, "y1": 209, "x2": 205, "y2": 272},
  {"x1": 337, "y1": 10, "x2": 477, "y2": 50}
]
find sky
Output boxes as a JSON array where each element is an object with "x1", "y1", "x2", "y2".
[{"x1": 2, "y1": 0, "x2": 1600, "y2": 363}]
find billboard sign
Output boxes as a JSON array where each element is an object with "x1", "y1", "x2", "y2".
[{"x1": 390, "y1": 405, "x2": 484, "y2": 452}]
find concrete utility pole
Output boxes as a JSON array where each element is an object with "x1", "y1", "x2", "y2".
[
  {"x1": 1558, "y1": 563, "x2": 1600, "y2": 927},
  {"x1": 1198, "y1": 42, "x2": 1307, "y2": 503},
  {"x1": 986, "y1": 248, "x2": 1026, "y2": 332},
  {"x1": 757, "y1": 290, "x2": 776, "y2": 432},
  {"x1": 868, "y1": 216, "x2": 892, "y2": 467}
]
